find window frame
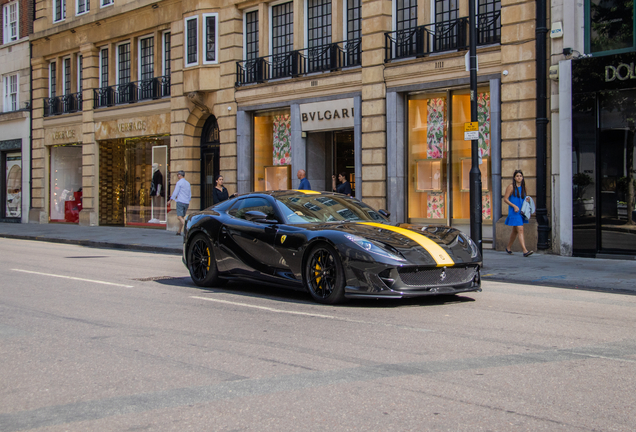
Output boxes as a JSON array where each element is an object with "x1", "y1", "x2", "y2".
[
  {"x1": 243, "y1": 8, "x2": 259, "y2": 61},
  {"x1": 184, "y1": 16, "x2": 199, "y2": 67},
  {"x1": 3, "y1": 73, "x2": 18, "y2": 112},
  {"x1": 202, "y1": 13, "x2": 219, "y2": 65},
  {"x1": 49, "y1": 62, "x2": 57, "y2": 98},
  {"x1": 101, "y1": 0, "x2": 113, "y2": 8},
  {"x1": 76, "y1": 0, "x2": 90, "y2": 16},
  {"x1": 53, "y1": 0, "x2": 67, "y2": 23},
  {"x1": 99, "y1": 47, "x2": 108, "y2": 88},
  {"x1": 305, "y1": 0, "x2": 332, "y2": 49},
  {"x1": 585, "y1": 0, "x2": 636, "y2": 56},
  {"x1": 63, "y1": 56, "x2": 72, "y2": 95},
  {"x1": 77, "y1": 55, "x2": 83, "y2": 93},
  {"x1": 138, "y1": 34, "x2": 155, "y2": 81},
  {"x1": 343, "y1": 0, "x2": 361, "y2": 42},
  {"x1": 269, "y1": 0, "x2": 294, "y2": 57},
  {"x1": 116, "y1": 41, "x2": 131, "y2": 85},
  {"x1": 162, "y1": 31, "x2": 171, "y2": 76},
  {"x1": 3, "y1": 1, "x2": 19, "y2": 43}
]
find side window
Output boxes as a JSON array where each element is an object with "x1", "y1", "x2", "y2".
[{"x1": 228, "y1": 198, "x2": 275, "y2": 220}]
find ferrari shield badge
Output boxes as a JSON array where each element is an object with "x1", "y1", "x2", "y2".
[{"x1": 280, "y1": 235, "x2": 287, "y2": 244}]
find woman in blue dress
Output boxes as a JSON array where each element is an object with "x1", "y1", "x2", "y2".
[{"x1": 503, "y1": 170, "x2": 533, "y2": 257}]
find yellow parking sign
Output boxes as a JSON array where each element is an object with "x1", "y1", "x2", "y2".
[{"x1": 464, "y1": 122, "x2": 479, "y2": 132}]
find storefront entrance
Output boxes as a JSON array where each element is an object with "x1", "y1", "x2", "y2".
[
  {"x1": 1, "y1": 150, "x2": 22, "y2": 221},
  {"x1": 200, "y1": 116, "x2": 220, "y2": 209},
  {"x1": 572, "y1": 57, "x2": 636, "y2": 256},
  {"x1": 98, "y1": 136, "x2": 169, "y2": 227},
  {"x1": 306, "y1": 130, "x2": 355, "y2": 193}
]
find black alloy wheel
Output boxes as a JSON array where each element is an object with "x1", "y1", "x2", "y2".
[
  {"x1": 188, "y1": 234, "x2": 226, "y2": 287},
  {"x1": 304, "y1": 243, "x2": 345, "y2": 304}
]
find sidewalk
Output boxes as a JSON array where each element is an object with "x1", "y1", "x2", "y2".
[{"x1": 1, "y1": 222, "x2": 634, "y2": 294}]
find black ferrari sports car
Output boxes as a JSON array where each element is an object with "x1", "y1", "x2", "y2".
[{"x1": 182, "y1": 190, "x2": 481, "y2": 304}]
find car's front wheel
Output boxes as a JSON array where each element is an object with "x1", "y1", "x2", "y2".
[
  {"x1": 304, "y1": 243, "x2": 346, "y2": 304},
  {"x1": 187, "y1": 234, "x2": 226, "y2": 287}
]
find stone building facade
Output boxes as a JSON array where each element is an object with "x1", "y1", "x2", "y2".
[
  {"x1": 0, "y1": 0, "x2": 32, "y2": 223},
  {"x1": 28, "y1": 0, "x2": 546, "y2": 249}
]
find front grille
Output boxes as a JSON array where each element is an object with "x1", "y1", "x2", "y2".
[{"x1": 397, "y1": 266, "x2": 478, "y2": 288}]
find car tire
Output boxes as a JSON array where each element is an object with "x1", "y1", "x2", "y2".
[
  {"x1": 187, "y1": 234, "x2": 226, "y2": 287},
  {"x1": 304, "y1": 243, "x2": 346, "y2": 304}
]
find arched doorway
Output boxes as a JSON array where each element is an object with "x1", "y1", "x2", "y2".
[{"x1": 200, "y1": 116, "x2": 220, "y2": 209}]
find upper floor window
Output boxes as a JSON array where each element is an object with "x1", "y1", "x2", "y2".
[
  {"x1": 271, "y1": 2, "x2": 293, "y2": 56},
  {"x1": 63, "y1": 57, "x2": 71, "y2": 95},
  {"x1": 49, "y1": 62, "x2": 57, "y2": 97},
  {"x1": 77, "y1": 0, "x2": 90, "y2": 15},
  {"x1": 185, "y1": 16, "x2": 199, "y2": 67},
  {"x1": 3, "y1": 74, "x2": 18, "y2": 112},
  {"x1": 99, "y1": 48, "x2": 108, "y2": 87},
  {"x1": 3, "y1": 1, "x2": 18, "y2": 43},
  {"x1": 435, "y1": 0, "x2": 457, "y2": 25},
  {"x1": 307, "y1": 0, "x2": 331, "y2": 49},
  {"x1": 396, "y1": 0, "x2": 417, "y2": 31},
  {"x1": 78, "y1": 55, "x2": 83, "y2": 92},
  {"x1": 117, "y1": 42, "x2": 131, "y2": 85},
  {"x1": 587, "y1": 0, "x2": 636, "y2": 55},
  {"x1": 244, "y1": 10, "x2": 259, "y2": 60},
  {"x1": 54, "y1": 0, "x2": 66, "y2": 22},
  {"x1": 203, "y1": 13, "x2": 218, "y2": 64},
  {"x1": 346, "y1": 0, "x2": 361, "y2": 41},
  {"x1": 101, "y1": 0, "x2": 113, "y2": 7},
  {"x1": 163, "y1": 32, "x2": 171, "y2": 76},
  {"x1": 139, "y1": 36, "x2": 154, "y2": 81}
]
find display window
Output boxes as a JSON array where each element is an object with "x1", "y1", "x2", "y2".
[
  {"x1": 98, "y1": 136, "x2": 169, "y2": 226},
  {"x1": 407, "y1": 88, "x2": 492, "y2": 224},
  {"x1": 5, "y1": 152, "x2": 21, "y2": 218},
  {"x1": 254, "y1": 109, "x2": 292, "y2": 191},
  {"x1": 50, "y1": 145, "x2": 83, "y2": 223}
]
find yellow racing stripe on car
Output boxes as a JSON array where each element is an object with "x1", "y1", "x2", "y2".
[
  {"x1": 293, "y1": 189, "x2": 321, "y2": 194},
  {"x1": 360, "y1": 222, "x2": 454, "y2": 267}
]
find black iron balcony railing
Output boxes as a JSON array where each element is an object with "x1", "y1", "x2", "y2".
[
  {"x1": 384, "y1": 13, "x2": 501, "y2": 62},
  {"x1": 236, "y1": 39, "x2": 362, "y2": 86},
  {"x1": 93, "y1": 75, "x2": 170, "y2": 109},
  {"x1": 43, "y1": 92, "x2": 83, "y2": 117}
]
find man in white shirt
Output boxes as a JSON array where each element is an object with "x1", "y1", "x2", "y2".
[{"x1": 170, "y1": 170, "x2": 191, "y2": 235}]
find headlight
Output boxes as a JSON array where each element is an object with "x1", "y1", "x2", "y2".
[{"x1": 345, "y1": 234, "x2": 406, "y2": 262}]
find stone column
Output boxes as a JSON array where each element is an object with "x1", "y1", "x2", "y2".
[
  {"x1": 29, "y1": 57, "x2": 48, "y2": 223},
  {"x1": 359, "y1": 0, "x2": 391, "y2": 211}
]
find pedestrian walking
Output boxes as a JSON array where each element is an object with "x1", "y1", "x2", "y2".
[
  {"x1": 332, "y1": 172, "x2": 352, "y2": 197},
  {"x1": 213, "y1": 174, "x2": 237, "y2": 204},
  {"x1": 170, "y1": 170, "x2": 191, "y2": 236},
  {"x1": 297, "y1": 169, "x2": 311, "y2": 190},
  {"x1": 503, "y1": 169, "x2": 533, "y2": 256}
]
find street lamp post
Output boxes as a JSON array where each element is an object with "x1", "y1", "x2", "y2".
[{"x1": 468, "y1": 0, "x2": 483, "y2": 255}]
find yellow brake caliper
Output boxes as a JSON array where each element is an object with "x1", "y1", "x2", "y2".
[
  {"x1": 314, "y1": 255, "x2": 322, "y2": 286},
  {"x1": 206, "y1": 247, "x2": 211, "y2": 271}
]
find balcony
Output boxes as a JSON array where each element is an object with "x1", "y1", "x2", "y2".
[
  {"x1": 93, "y1": 75, "x2": 170, "y2": 109},
  {"x1": 236, "y1": 39, "x2": 362, "y2": 86},
  {"x1": 384, "y1": 12, "x2": 500, "y2": 62},
  {"x1": 43, "y1": 92, "x2": 82, "y2": 117}
]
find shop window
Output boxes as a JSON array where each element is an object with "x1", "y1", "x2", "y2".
[
  {"x1": 587, "y1": 0, "x2": 635, "y2": 55},
  {"x1": 185, "y1": 16, "x2": 199, "y2": 67},
  {"x1": 4, "y1": 152, "x2": 21, "y2": 219},
  {"x1": 76, "y1": 0, "x2": 90, "y2": 15},
  {"x1": 203, "y1": 13, "x2": 218, "y2": 64},
  {"x1": 3, "y1": 1, "x2": 18, "y2": 43},
  {"x1": 3, "y1": 74, "x2": 18, "y2": 112},
  {"x1": 407, "y1": 90, "x2": 492, "y2": 223},
  {"x1": 50, "y1": 145, "x2": 82, "y2": 223},
  {"x1": 254, "y1": 110, "x2": 292, "y2": 192},
  {"x1": 245, "y1": 10, "x2": 259, "y2": 60},
  {"x1": 54, "y1": 0, "x2": 66, "y2": 22}
]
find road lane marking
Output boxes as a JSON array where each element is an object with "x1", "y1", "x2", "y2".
[
  {"x1": 11, "y1": 269, "x2": 134, "y2": 288},
  {"x1": 190, "y1": 296, "x2": 431, "y2": 332}
]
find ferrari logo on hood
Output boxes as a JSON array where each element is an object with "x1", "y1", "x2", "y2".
[{"x1": 280, "y1": 235, "x2": 287, "y2": 244}]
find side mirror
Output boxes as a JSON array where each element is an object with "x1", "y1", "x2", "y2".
[{"x1": 379, "y1": 209, "x2": 391, "y2": 218}]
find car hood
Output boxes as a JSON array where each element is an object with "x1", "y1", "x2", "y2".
[{"x1": 304, "y1": 221, "x2": 479, "y2": 265}]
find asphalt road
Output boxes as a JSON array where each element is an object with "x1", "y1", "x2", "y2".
[{"x1": 1, "y1": 238, "x2": 635, "y2": 431}]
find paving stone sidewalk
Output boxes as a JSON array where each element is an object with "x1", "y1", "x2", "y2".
[{"x1": 1, "y1": 222, "x2": 634, "y2": 294}]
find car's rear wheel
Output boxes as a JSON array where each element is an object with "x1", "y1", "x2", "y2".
[
  {"x1": 304, "y1": 243, "x2": 345, "y2": 304},
  {"x1": 188, "y1": 234, "x2": 226, "y2": 287}
]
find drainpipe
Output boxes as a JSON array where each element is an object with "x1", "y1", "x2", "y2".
[
  {"x1": 536, "y1": 0, "x2": 551, "y2": 249},
  {"x1": 29, "y1": 41, "x2": 33, "y2": 218}
]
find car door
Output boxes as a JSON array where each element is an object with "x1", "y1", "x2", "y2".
[{"x1": 220, "y1": 197, "x2": 286, "y2": 277}]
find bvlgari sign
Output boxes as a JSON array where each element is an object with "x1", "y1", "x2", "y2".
[{"x1": 300, "y1": 98, "x2": 355, "y2": 132}]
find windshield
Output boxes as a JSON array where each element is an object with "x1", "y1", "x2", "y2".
[{"x1": 275, "y1": 194, "x2": 388, "y2": 224}]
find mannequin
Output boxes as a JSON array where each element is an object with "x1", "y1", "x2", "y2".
[{"x1": 150, "y1": 163, "x2": 165, "y2": 222}]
